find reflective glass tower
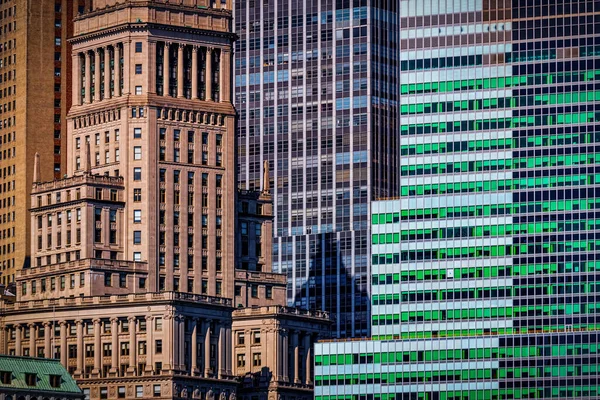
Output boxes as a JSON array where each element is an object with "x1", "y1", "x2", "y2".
[
  {"x1": 234, "y1": 0, "x2": 399, "y2": 337},
  {"x1": 315, "y1": 0, "x2": 600, "y2": 399}
]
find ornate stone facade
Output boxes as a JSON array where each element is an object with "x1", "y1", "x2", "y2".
[{"x1": 0, "y1": 2, "x2": 331, "y2": 400}]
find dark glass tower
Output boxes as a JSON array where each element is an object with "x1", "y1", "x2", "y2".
[{"x1": 234, "y1": 0, "x2": 399, "y2": 338}]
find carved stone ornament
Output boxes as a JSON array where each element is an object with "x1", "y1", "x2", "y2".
[{"x1": 193, "y1": 387, "x2": 201, "y2": 399}]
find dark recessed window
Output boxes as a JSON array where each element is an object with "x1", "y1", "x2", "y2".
[{"x1": 25, "y1": 373, "x2": 37, "y2": 386}]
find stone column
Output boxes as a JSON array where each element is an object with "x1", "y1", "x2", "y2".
[
  {"x1": 274, "y1": 328, "x2": 282, "y2": 381},
  {"x1": 109, "y1": 318, "x2": 119, "y2": 376},
  {"x1": 220, "y1": 49, "x2": 231, "y2": 102},
  {"x1": 122, "y1": 41, "x2": 131, "y2": 94},
  {"x1": 145, "y1": 316, "x2": 154, "y2": 374},
  {"x1": 218, "y1": 324, "x2": 226, "y2": 379},
  {"x1": 292, "y1": 330, "x2": 300, "y2": 383},
  {"x1": 104, "y1": 47, "x2": 111, "y2": 100},
  {"x1": 191, "y1": 318, "x2": 198, "y2": 375},
  {"x1": 163, "y1": 315, "x2": 173, "y2": 372},
  {"x1": 94, "y1": 49, "x2": 101, "y2": 101},
  {"x1": 163, "y1": 42, "x2": 170, "y2": 97},
  {"x1": 245, "y1": 330, "x2": 251, "y2": 371},
  {"x1": 114, "y1": 44, "x2": 121, "y2": 96},
  {"x1": 225, "y1": 326, "x2": 232, "y2": 375},
  {"x1": 29, "y1": 324, "x2": 37, "y2": 357},
  {"x1": 205, "y1": 47, "x2": 212, "y2": 101},
  {"x1": 84, "y1": 52, "x2": 91, "y2": 103},
  {"x1": 72, "y1": 53, "x2": 82, "y2": 106},
  {"x1": 60, "y1": 322, "x2": 67, "y2": 367},
  {"x1": 92, "y1": 319, "x2": 101, "y2": 376},
  {"x1": 44, "y1": 322, "x2": 51, "y2": 359},
  {"x1": 14, "y1": 324, "x2": 21, "y2": 356},
  {"x1": 75, "y1": 320, "x2": 84, "y2": 376},
  {"x1": 282, "y1": 329, "x2": 289, "y2": 382},
  {"x1": 191, "y1": 46, "x2": 199, "y2": 99},
  {"x1": 177, "y1": 316, "x2": 185, "y2": 371},
  {"x1": 177, "y1": 43, "x2": 185, "y2": 98},
  {"x1": 128, "y1": 317, "x2": 137, "y2": 375},
  {"x1": 304, "y1": 334, "x2": 312, "y2": 384},
  {"x1": 204, "y1": 320, "x2": 211, "y2": 377}
]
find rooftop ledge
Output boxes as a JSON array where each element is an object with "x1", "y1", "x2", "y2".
[
  {"x1": 233, "y1": 305, "x2": 330, "y2": 320},
  {"x1": 2, "y1": 291, "x2": 232, "y2": 312},
  {"x1": 17, "y1": 258, "x2": 149, "y2": 279},
  {"x1": 234, "y1": 269, "x2": 286, "y2": 284},
  {"x1": 32, "y1": 174, "x2": 124, "y2": 194}
]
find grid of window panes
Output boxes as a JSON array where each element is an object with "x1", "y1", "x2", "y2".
[
  {"x1": 315, "y1": 0, "x2": 600, "y2": 398},
  {"x1": 234, "y1": 0, "x2": 399, "y2": 338}
]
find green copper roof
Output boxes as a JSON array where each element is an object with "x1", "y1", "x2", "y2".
[{"x1": 0, "y1": 355, "x2": 82, "y2": 394}]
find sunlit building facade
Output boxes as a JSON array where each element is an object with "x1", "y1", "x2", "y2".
[{"x1": 315, "y1": 0, "x2": 600, "y2": 399}]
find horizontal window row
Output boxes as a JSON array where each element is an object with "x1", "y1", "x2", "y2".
[
  {"x1": 401, "y1": 174, "x2": 596, "y2": 197},
  {"x1": 400, "y1": 112, "x2": 600, "y2": 135},
  {"x1": 401, "y1": 154, "x2": 600, "y2": 176},
  {"x1": 373, "y1": 199, "x2": 600, "y2": 223},
  {"x1": 317, "y1": 386, "x2": 600, "y2": 400},
  {"x1": 316, "y1": 343, "x2": 600, "y2": 367},
  {"x1": 400, "y1": 70, "x2": 600, "y2": 95},
  {"x1": 373, "y1": 241, "x2": 600, "y2": 263},
  {"x1": 374, "y1": 220, "x2": 600, "y2": 243},
  {"x1": 402, "y1": 92, "x2": 600, "y2": 116},
  {"x1": 402, "y1": 131, "x2": 600, "y2": 155}
]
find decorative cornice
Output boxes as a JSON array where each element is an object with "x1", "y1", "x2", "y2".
[
  {"x1": 70, "y1": 22, "x2": 236, "y2": 45},
  {"x1": 74, "y1": 1, "x2": 232, "y2": 23}
]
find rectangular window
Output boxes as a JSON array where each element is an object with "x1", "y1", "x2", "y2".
[
  {"x1": 133, "y1": 168, "x2": 142, "y2": 181},
  {"x1": 133, "y1": 210, "x2": 142, "y2": 223},
  {"x1": 135, "y1": 64, "x2": 142, "y2": 74},
  {"x1": 135, "y1": 42, "x2": 143, "y2": 52},
  {"x1": 133, "y1": 231, "x2": 141, "y2": 244},
  {"x1": 133, "y1": 128, "x2": 142, "y2": 138},
  {"x1": 133, "y1": 189, "x2": 142, "y2": 202},
  {"x1": 133, "y1": 146, "x2": 142, "y2": 160}
]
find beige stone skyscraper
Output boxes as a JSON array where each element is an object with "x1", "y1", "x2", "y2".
[
  {"x1": 62, "y1": 0, "x2": 236, "y2": 297},
  {"x1": 0, "y1": 2, "x2": 331, "y2": 399},
  {"x1": 1, "y1": 0, "x2": 92, "y2": 285}
]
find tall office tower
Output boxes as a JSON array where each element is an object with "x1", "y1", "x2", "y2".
[
  {"x1": 234, "y1": 0, "x2": 399, "y2": 337},
  {"x1": 315, "y1": 1, "x2": 600, "y2": 399},
  {"x1": 65, "y1": 0, "x2": 236, "y2": 298},
  {"x1": 0, "y1": 0, "x2": 91, "y2": 285}
]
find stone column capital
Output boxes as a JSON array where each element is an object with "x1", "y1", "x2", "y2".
[
  {"x1": 178, "y1": 43, "x2": 186, "y2": 49},
  {"x1": 110, "y1": 317, "x2": 119, "y2": 324},
  {"x1": 59, "y1": 321, "x2": 68, "y2": 327},
  {"x1": 127, "y1": 316, "x2": 136, "y2": 323},
  {"x1": 75, "y1": 319, "x2": 84, "y2": 326},
  {"x1": 145, "y1": 315, "x2": 154, "y2": 322},
  {"x1": 43, "y1": 322, "x2": 52, "y2": 328}
]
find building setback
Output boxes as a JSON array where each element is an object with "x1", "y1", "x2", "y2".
[
  {"x1": 315, "y1": 0, "x2": 600, "y2": 399},
  {"x1": 234, "y1": 0, "x2": 399, "y2": 338}
]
